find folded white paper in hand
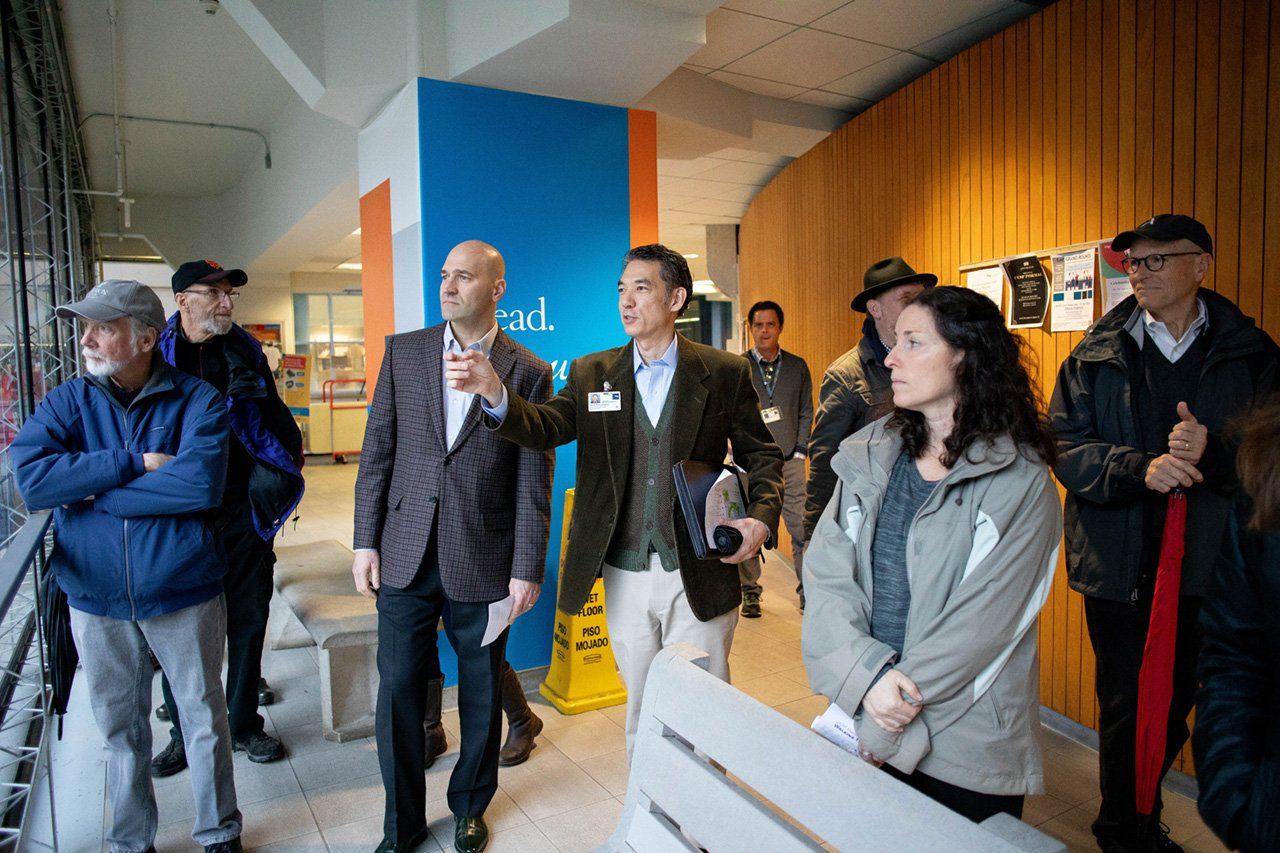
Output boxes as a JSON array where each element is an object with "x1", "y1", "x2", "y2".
[
  {"x1": 812, "y1": 702, "x2": 862, "y2": 756},
  {"x1": 482, "y1": 594, "x2": 515, "y2": 647}
]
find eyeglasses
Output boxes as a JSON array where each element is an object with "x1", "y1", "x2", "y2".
[
  {"x1": 184, "y1": 287, "x2": 239, "y2": 303},
  {"x1": 1120, "y1": 252, "x2": 1202, "y2": 274}
]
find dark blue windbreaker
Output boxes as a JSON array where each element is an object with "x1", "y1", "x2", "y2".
[{"x1": 11, "y1": 358, "x2": 230, "y2": 620}]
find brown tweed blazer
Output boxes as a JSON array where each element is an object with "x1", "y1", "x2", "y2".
[
  {"x1": 353, "y1": 324, "x2": 554, "y2": 601},
  {"x1": 490, "y1": 334, "x2": 784, "y2": 621}
]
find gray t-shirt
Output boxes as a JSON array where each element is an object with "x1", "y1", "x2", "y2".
[{"x1": 869, "y1": 452, "x2": 938, "y2": 656}]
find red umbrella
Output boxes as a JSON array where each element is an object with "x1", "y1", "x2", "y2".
[{"x1": 1134, "y1": 489, "x2": 1188, "y2": 816}]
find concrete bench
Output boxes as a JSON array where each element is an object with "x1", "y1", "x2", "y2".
[
  {"x1": 606, "y1": 645, "x2": 1066, "y2": 853},
  {"x1": 271, "y1": 540, "x2": 378, "y2": 742}
]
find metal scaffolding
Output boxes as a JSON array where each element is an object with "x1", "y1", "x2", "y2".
[{"x1": 0, "y1": 0, "x2": 95, "y2": 846}]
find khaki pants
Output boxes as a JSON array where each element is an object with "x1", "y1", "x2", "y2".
[{"x1": 604, "y1": 554, "x2": 738, "y2": 754}]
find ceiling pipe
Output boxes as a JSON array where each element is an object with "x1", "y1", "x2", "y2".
[
  {"x1": 107, "y1": 0, "x2": 128, "y2": 226},
  {"x1": 73, "y1": 0, "x2": 134, "y2": 226},
  {"x1": 78, "y1": 112, "x2": 273, "y2": 169},
  {"x1": 96, "y1": 231, "x2": 167, "y2": 262}
]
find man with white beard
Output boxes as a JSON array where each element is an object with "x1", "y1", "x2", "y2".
[
  {"x1": 151, "y1": 261, "x2": 304, "y2": 776},
  {"x1": 11, "y1": 279, "x2": 242, "y2": 852}
]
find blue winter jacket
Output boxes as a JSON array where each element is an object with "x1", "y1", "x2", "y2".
[
  {"x1": 158, "y1": 314, "x2": 304, "y2": 540},
  {"x1": 11, "y1": 357, "x2": 230, "y2": 620}
]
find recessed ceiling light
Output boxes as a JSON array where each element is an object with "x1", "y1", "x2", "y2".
[
  {"x1": 351, "y1": 227, "x2": 362, "y2": 236},
  {"x1": 692, "y1": 280, "x2": 717, "y2": 295},
  {"x1": 337, "y1": 262, "x2": 363, "y2": 271},
  {"x1": 682, "y1": 253, "x2": 699, "y2": 259}
]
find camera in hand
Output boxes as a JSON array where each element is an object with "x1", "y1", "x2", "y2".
[{"x1": 712, "y1": 524, "x2": 743, "y2": 555}]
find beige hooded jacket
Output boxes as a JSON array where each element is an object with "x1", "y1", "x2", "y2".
[{"x1": 802, "y1": 417, "x2": 1062, "y2": 795}]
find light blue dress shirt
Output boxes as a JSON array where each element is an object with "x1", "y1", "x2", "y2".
[
  {"x1": 443, "y1": 321, "x2": 499, "y2": 448},
  {"x1": 633, "y1": 336, "x2": 679, "y2": 426},
  {"x1": 483, "y1": 335, "x2": 680, "y2": 423}
]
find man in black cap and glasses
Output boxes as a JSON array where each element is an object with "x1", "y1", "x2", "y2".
[
  {"x1": 803, "y1": 257, "x2": 935, "y2": 602},
  {"x1": 1049, "y1": 215, "x2": 1278, "y2": 851},
  {"x1": 151, "y1": 260, "x2": 305, "y2": 776}
]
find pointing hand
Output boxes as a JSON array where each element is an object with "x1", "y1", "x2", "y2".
[{"x1": 443, "y1": 350, "x2": 503, "y2": 406}]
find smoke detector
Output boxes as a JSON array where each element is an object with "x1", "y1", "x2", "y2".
[{"x1": 200, "y1": 0, "x2": 219, "y2": 16}]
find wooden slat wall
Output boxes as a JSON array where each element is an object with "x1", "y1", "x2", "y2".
[{"x1": 738, "y1": 0, "x2": 1280, "y2": 774}]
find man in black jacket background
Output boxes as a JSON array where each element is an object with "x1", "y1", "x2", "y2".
[
  {"x1": 152, "y1": 260, "x2": 306, "y2": 776},
  {"x1": 804, "y1": 257, "x2": 934, "y2": 557},
  {"x1": 1193, "y1": 396, "x2": 1280, "y2": 853}
]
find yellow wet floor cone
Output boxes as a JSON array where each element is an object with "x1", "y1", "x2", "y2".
[{"x1": 540, "y1": 489, "x2": 627, "y2": 714}]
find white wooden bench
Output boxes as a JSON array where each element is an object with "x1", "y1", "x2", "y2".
[
  {"x1": 271, "y1": 539, "x2": 378, "y2": 742},
  {"x1": 606, "y1": 645, "x2": 1066, "y2": 853}
]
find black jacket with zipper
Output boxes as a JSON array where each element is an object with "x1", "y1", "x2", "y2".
[
  {"x1": 1048, "y1": 290, "x2": 1278, "y2": 602},
  {"x1": 1193, "y1": 492, "x2": 1280, "y2": 852}
]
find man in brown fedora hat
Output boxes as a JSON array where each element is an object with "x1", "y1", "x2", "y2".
[{"x1": 803, "y1": 257, "x2": 936, "y2": 599}]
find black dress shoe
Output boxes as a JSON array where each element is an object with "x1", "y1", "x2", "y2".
[
  {"x1": 454, "y1": 815, "x2": 489, "y2": 853},
  {"x1": 150, "y1": 737, "x2": 187, "y2": 778},
  {"x1": 258, "y1": 677, "x2": 276, "y2": 707},
  {"x1": 373, "y1": 826, "x2": 429, "y2": 852}
]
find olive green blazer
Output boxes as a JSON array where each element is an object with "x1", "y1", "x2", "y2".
[{"x1": 491, "y1": 334, "x2": 784, "y2": 621}]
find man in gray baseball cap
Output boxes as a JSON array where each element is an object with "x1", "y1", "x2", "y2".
[
  {"x1": 57, "y1": 278, "x2": 167, "y2": 332},
  {"x1": 13, "y1": 279, "x2": 243, "y2": 852}
]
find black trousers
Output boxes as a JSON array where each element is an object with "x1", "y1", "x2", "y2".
[
  {"x1": 376, "y1": 541, "x2": 507, "y2": 840},
  {"x1": 1084, "y1": 592, "x2": 1202, "y2": 842},
  {"x1": 162, "y1": 509, "x2": 274, "y2": 741},
  {"x1": 882, "y1": 765, "x2": 1024, "y2": 824}
]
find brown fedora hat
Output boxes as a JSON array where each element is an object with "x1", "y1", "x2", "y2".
[{"x1": 851, "y1": 256, "x2": 937, "y2": 312}]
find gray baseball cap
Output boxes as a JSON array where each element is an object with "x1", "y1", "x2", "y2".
[{"x1": 56, "y1": 279, "x2": 167, "y2": 330}]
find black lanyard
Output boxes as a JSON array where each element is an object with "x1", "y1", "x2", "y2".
[{"x1": 754, "y1": 352, "x2": 780, "y2": 404}]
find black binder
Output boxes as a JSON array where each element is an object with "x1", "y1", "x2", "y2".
[{"x1": 672, "y1": 459, "x2": 747, "y2": 559}]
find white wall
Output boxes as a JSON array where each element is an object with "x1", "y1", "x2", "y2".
[
  {"x1": 290, "y1": 271, "x2": 361, "y2": 293},
  {"x1": 129, "y1": 94, "x2": 358, "y2": 274}
]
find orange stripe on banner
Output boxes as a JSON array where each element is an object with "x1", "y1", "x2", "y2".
[
  {"x1": 628, "y1": 109, "x2": 659, "y2": 247},
  {"x1": 359, "y1": 180, "x2": 395, "y2": 401}
]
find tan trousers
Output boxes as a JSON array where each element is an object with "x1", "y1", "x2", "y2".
[{"x1": 604, "y1": 555, "x2": 739, "y2": 754}]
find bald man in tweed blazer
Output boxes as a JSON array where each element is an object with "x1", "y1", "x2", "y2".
[{"x1": 353, "y1": 241, "x2": 553, "y2": 853}]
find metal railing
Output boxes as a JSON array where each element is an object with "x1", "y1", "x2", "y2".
[{"x1": 0, "y1": 509, "x2": 55, "y2": 851}]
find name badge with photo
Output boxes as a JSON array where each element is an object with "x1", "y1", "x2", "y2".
[
  {"x1": 588, "y1": 391, "x2": 622, "y2": 412},
  {"x1": 760, "y1": 406, "x2": 782, "y2": 424}
]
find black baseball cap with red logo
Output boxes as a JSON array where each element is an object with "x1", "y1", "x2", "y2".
[
  {"x1": 1112, "y1": 214, "x2": 1214, "y2": 255},
  {"x1": 171, "y1": 259, "x2": 249, "y2": 294}
]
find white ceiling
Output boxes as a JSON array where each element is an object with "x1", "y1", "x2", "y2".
[
  {"x1": 657, "y1": 0, "x2": 1041, "y2": 276},
  {"x1": 686, "y1": 0, "x2": 1038, "y2": 111},
  {"x1": 64, "y1": 0, "x2": 295, "y2": 200},
  {"x1": 62, "y1": 0, "x2": 1044, "y2": 283}
]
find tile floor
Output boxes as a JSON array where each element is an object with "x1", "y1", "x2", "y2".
[{"x1": 33, "y1": 463, "x2": 1229, "y2": 853}]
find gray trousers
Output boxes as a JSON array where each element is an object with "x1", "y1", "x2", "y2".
[
  {"x1": 740, "y1": 454, "x2": 807, "y2": 595},
  {"x1": 70, "y1": 596, "x2": 241, "y2": 852}
]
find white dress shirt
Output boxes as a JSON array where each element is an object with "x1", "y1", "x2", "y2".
[{"x1": 1125, "y1": 297, "x2": 1208, "y2": 363}]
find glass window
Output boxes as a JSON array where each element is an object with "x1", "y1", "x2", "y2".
[{"x1": 293, "y1": 292, "x2": 366, "y2": 403}]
